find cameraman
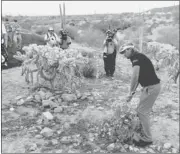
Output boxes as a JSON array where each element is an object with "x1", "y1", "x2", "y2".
[
  {"x1": 44, "y1": 27, "x2": 60, "y2": 47},
  {"x1": 59, "y1": 29, "x2": 71, "y2": 50},
  {"x1": 103, "y1": 30, "x2": 118, "y2": 77}
]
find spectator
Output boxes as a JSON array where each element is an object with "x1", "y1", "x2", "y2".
[{"x1": 44, "y1": 27, "x2": 60, "y2": 47}]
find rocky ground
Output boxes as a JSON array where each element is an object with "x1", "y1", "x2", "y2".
[{"x1": 1, "y1": 43, "x2": 179, "y2": 153}]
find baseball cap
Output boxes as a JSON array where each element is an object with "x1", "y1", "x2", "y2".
[
  {"x1": 48, "y1": 27, "x2": 54, "y2": 31},
  {"x1": 119, "y1": 42, "x2": 135, "y2": 54}
]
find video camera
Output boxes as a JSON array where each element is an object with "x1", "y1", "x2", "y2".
[{"x1": 106, "y1": 36, "x2": 113, "y2": 43}]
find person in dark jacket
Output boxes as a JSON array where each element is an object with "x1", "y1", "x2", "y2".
[{"x1": 119, "y1": 42, "x2": 161, "y2": 147}]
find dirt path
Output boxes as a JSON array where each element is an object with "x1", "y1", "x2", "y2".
[
  {"x1": 2, "y1": 67, "x2": 30, "y2": 109},
  {"x1": 1, "y1": 44, "x2": 179, "y2": 153}
]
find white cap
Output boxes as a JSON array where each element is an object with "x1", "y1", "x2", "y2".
[
  {"x1": 119, "y1": 42, "x2": 135, "y2": 54},
  {"x1": 48, "y1": 27, "x2": 54, "y2": 31}
]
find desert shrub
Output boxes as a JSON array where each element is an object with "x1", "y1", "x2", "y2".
[
  {"x1": 156, "y1": 14, "x2": 161, "y2": 19},
  {"x1": 21, "y1": 33, "x2": 45, "y2": 46},
  {"x1": 34, "y1": 26, "x2": 49, "y2": 35},
  {"x1": 123, "y1": 29, "x2": 141, "y2": 47},
  {"x1": 76, "y1": 29, "x2": 105, "y2": 48},
  {"x1": 156, "y1": 26, "x2": 179, "y2": 49},
  {"x1": 80, "y1": 22, "x2": 91, "y2": 30},
  {"x1": 150, "y1": 23, "x2": 159, "y2": 30},
  {"x1": 165, "y1": 14, "x2": 171, "y2": 19},
  {"x1": 82, "y1": 59, "x2": 97, "y2": 78},
  {"x1": 93, "y1": 20, "x2": 109, "y2": 33},
  {"x1": 80, "y1": 50, "x2": 95, "y2": 58},
  {"x1": 159, "y1": 21, "x2": 166, "y2": 25},
  {"x1": 64, "y1": 26, "x2": 79, "y2": 40},
  {"x1": 131, "y1": 26, "x2": 138, "y2": 32},
  {"x1": 19, "y1": 19, "x2": 34, "y2": 30},
  {"x1": 144, "y1": 26, "x2": 153, "y2": 35},
  {"x1": 172, "y1": 10, "x2": 179, "y2": 23},
  {"x1": 92, "y1": 19, "x2": 131, "y2": 33},
  {"x1": 131, "y1": 18, "x2": 143, "y2": 27},
  {"x1": 144, "y1": 37, "x2": 153, "y2": 43}
]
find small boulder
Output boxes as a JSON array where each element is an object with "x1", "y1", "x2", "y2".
[
  {"x1": 63, "y1": 122, "x2": 70, "y2": 130},
  {"x1": 42, "y1": 100, "x2": 54, "y2": 108},
  {"x1": 171, "y1": 148, "x2": 178, "y2": 153},
  {"x1": 37, "y1": 119, "x2": 43, "y2": 125},
  {"x1": 107, "y1": 143, "x2": 115, "y2": 151},
  {"x1": 133, "y1": 147, "x2": 140, "y2": 152},
  {"x1": 129, "y1": 146, "x2": 134, "y2": 151},
  {"x1": 61, "y1": 136, "x2": 71, "y2": 144},
  {"x1": 51, "y1": 139, "x2": 58, "y2": 145},
  {"x1": 76, "y1": 91, "x2": 82, "y2": 99},
  {"x1": 10, "y1": 107, "x2": 15, "y2": 111},
  {"x1": 57, "y1": 130, "x2": 63, "y2": 135},
  {"x1": 56, "y1": 149, "x2": 63, "y2": 153},
  {"x1": 15, "y1": 96, "x2": 23, "y2": 100},
  {"x1": 35, "y1": 134, "x2": 43, "y2": 139},
  {"x1": 42, "y1": 111, "x2": 54, "y2": 120},
  {"x1": 61, "y1": 94, "x2": 77, "y2": 102},
  {"x1": 146, "y1": 148, "x2": 155, "y2": 153},
  {"x1": 139, "y1": 150, "x2": 147, "y2": 153},
  {"x1": 73, "y1": 103, "x2": 79, "y2": 107},
  {"x1": 54, "y1": 107, "x2": 63, "y2": 113},
  {"x1": 88, "y1": 96, "x2": 94, "y2": 101},
  {"x1": 26, "y1": 95, "x2": 34, "y2": 102},
  {"x1": 164, "y1": 143, "x2": 172, "y2": 149},
  {"x1": 81, "y1": 95, "x2": 88, "y2": 100},
  {"x1": 38, "y1": 91, "x2": 46, "y2": 100},
  {"x1": 45, "y1": 92, "x2": 53, "y2": 100},
  {"x1": 17, "y1": 99, "x2": 25, "y2": 105},
  {"x1": 97, "y1": 107, "x2": 104, "y2": 110},
  {"x1": 34, "y1": 94, "x2": 42, "y2": 102},
  {"x1": 49, "y1": 96, "x2": 56, "y2": 102},
  {"x1": 58, "y1": 98, "x2": 62, "y2": 104},
  {"x1": 40, "y1": 127, "x2": 54, "y2": 137},
  {"x1": 124, "y1": 144, "x2": 129, "y2": 149},
  {"x1": 27, "y1": 143, "x2": 37, "y2": 151}
]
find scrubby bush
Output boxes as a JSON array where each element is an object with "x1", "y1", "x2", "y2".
[
  {"x1": 131, "y1": 18, "x2": 143, "y2": 27},
  {"x1": 19, "y1": 19, "x2": 34, "y2": 30},
  {"x1": 153, "y1": 19, "x2": 157, "y2": 23},
  {"x1": 92, "y1": 20, "x2": 109, "y2": 33},
  {"x1": 80, "y1": 22, "x2": 91, "y2": 30},
  {"x1": 156, "y1": 26, "x2": 179, "y2": 49},
  {"x1": 165, "y1": 14, "x2": 171, "y2": 19},
  {"x1": 156, "y1": 14, "x2": 161, "y2": 19},
  {"x1": 76, "y1": 29, "x2": 105, "y2": 48},
  {"x1": 80, "y1": 50, "x2": 95, "y2": 58},
  {"x1": 172, "y1": 10, "x2": 179, "y2": 23},
  {"x1": 21, "y1": 33, "x2": 45, "y2": 46},
  {"x1": 159, "y1": 21, "x2": 166, "y2": 25},
  {"x1": 82, "y1": 59, "x2": 97, "y2": 78},
  {"x1": 34, "y1": 26, "x2": 49, "y2": 35},
  {"x1": 65, "y1": 26, "x2": 79, "y2": 40}
]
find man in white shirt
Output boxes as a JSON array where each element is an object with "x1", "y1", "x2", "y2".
[
  {"x1": 103, "y1": 30, "x2": 118, "y2": 77},
  {"x1": 2, "y1": 21, "x2": 8, "y2": 66},
  {"x1": 44, "y1": 27, "x2": 60, "y2": 47},
  {"x1": 2, "y1": 21, "x2": 8, "y2": 48}
]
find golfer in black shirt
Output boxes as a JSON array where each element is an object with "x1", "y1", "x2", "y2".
[{"x1": 119, "y1": 42, "x2": 161, "y2": 147}]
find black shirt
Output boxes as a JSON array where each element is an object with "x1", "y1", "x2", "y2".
[{"x1": 130, "y1": 52, "x2": 160, "y2": 87}]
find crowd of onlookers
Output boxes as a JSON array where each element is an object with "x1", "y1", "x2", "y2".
[
  {"x1": 1, "y1": 18, "x2": 71, "y2": 50},
  {"x1": 44, "y1": 27, "x2": 71, "y2": 49},
  {"x1": 2, "y1": 18, "x2": 22, "y2": 50}
]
